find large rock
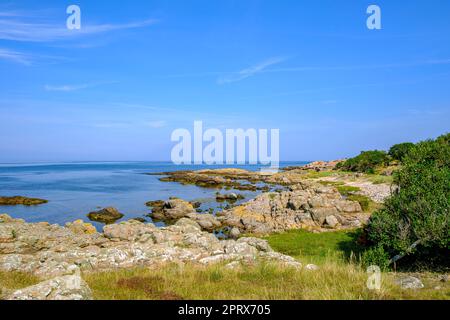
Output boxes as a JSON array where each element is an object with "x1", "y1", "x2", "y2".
[
  {"x1": 395, "y1": 276, "x2": 424, "y2": 290},
  {"x1": 150, "y1": 199, "x2": 195, "y2": 221},
  {"x1": 87, "y1": 207, "x2": 124, "y2": 224},
  {"x1": 185, "y1": 213, "x2": 222, "y2": 232},
  {"x1": 5, "y1": 275, "x2": 93, "y2": 300}
]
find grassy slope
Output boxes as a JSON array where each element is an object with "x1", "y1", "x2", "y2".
[{"x1": 1, "y1": 229, "x2": 448, "y2": 300}]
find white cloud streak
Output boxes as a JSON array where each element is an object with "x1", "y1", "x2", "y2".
[
  {"x1": 217, "y1": 57, "x2": 286, "y2": 84},
  {"x1": 44, "y1": 81, "x2": 117, "y2": 92},
  {"x1": 0, "y1": 48, "x2": 32, "y2": 65},
  {"x1": 145, "y1": 120, "x2": 167, "y2": 128},
  {"x1": 0, "y1": 10, "x2": 158, "y2": 42}
]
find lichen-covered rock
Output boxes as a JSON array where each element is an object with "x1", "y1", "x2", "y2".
[
  {"x1": 0, "y1": 214, "x2": 300, "y2": 278},
  {"x1": 5, "y1": 275, "x2": 92, "y2": 300},
  {"x1": 395, "y1": 276, "x2": 424, "y2": 290},
  {"x1": 66, "y1": 220, "x2": 97, "y2": 235},
  {"x1": 219, "y1": 181, "x2": 366, "y2": 234},
  {"x1": 185, "y1": 213, "x2": 222, "y2": 232},
  {"x1": 150, "y1": 199, "x2": 195, "y2": 221}
]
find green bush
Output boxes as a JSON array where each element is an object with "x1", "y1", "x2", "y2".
[
  {"x1": 337, "y1": 150, "x2": 390, "y2": 174},
  {"x1": 364, "y1": 133, "x2": 450, "y2": 269},
  {"x1": 361, "y1": 246, "x2": 391, "y2": 271},
  {"x1": 388, "y1": 142, "x2": 415, "y2": 162},
  {"x1": 389, "y1": 142, "x2": 415, "y2": 161}
]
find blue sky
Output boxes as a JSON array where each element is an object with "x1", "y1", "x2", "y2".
[{"x1": 0, "y1": 0, "x2": 449, "y2": 162}]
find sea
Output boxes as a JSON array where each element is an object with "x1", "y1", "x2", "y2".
[{"x1": 0, "y1": 161, "x2": 308, "y2": 229}]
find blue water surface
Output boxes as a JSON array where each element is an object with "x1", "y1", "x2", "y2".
[{"x1": 0, "y1": 161, "x2": 308, "y2": 228}]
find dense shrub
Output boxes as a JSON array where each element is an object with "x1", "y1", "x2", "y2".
[
  {"x1": 364, "y1": 133, "x2": 450, "y2": 269},
  {"x1": 336, "y1": 150, "x2": 389, "y2": 173},
  {"x1": 388, "y1": 142, "x2": 415, "y2": 162}
]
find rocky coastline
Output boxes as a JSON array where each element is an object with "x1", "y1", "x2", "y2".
[{"x1": 0, "y1": 162, "x2": 395, "y2": 300}]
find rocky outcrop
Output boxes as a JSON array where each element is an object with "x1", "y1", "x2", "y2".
[
  {"x1": 0, "y1": 215, "x2": 301, "y2": 278},
  {"x1": 5, "y1": 275, "x2": 93, "y2": 300},
  {"x1": 218, "y1": 181, "x2": 367, "y2": 234},
  {"x1": 283, "y1": 160, "x2": 345, "y2": 172},
  {"x1": 147, "y1": 198, "x2": 224, "y2": 232},
  {"x1": 148, "y1": 198, "x2": 196, "y2": 221},
  {"x1": 0, "y1": 196, "x2": 48, "y2": 206},
  {"x1": 155, "y1": 169, "x2": 268, "y2": 191},
  {"x1": 87, "y1": 207, "x2": 124, "y2": 224}
]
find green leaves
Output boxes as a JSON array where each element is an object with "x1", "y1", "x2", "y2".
[{"x1": 365, "y1": 133, "x2": 450, "y2": 269}]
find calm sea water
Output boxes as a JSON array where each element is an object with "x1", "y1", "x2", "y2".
[{"x1": 0, "y1": 161, "x2": 308, "y2": 229}]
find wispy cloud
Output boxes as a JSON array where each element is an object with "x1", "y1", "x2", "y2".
[
  {"x1": 164, "y1": 58, "x2": 450, "y2": 82},
  {"x1": 145, "y1": 120, "x2": 167, "y2": 128},
  {"x1": 0, "y1": 48, "x2": 32, "y2": 65},
  {"x1": 44, "y1": 81, "x2": 116, "y2": 92},
  {"x1": 0, "y1": 9, "x2": 158, "y2": 42},
  {"x1": 218, "y1": 57, "x2": 286, "y2": 84}
]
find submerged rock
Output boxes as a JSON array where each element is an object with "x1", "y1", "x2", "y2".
[
  {"x1": 87, "y1": 207, "x2": 124, "y2": 224},
  {"x1": 0, "y1": 196, "x2": 48, "y2": 206},
  {"x1": 216, "y1": 193, "x2": 245, "y2": 202}
]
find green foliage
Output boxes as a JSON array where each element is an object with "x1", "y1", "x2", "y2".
[
  {"x1": 337, "y1": 150, "x2": 390, "y2": 174},
  {"x1": 365, "y1": 133, "x2": 450, "y2": 269},
  {"x1": 361, "y1": 246, "x2": 391, "y2": 271},
  {"x1": 388, "y1": 142, "x2": 415, "y2": 162}
]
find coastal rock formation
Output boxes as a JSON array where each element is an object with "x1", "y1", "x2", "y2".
[
  {"x1": 283, "y1": 160, "x2": 345, "y2": 172},
  {"x1": 87, "y1": 207, "x2": 124, "y2": 224},
  {"x1": 148, "y1": 198, "x2": 196, "y2": 221},
  {"x1": 0, "y1": 215, "x2": 301, "y2": 278},
  {"x1": 155, "y1": 169, "x2": 267, "y2": 191},
  {"x1": 5, "y1": 275, "x2": 93, "y2": 300},
  {"x1": 218, "y1": 181, "x2": 367, "y2": 234},
  {"x1": 0, "y1": 196, "x2": 48, "y2": 206}
]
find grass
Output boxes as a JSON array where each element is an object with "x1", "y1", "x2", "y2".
[
  {"x1": 303, "y1": 171, "x2": 337, "y2": 179},
  {"x1": 366, "y1": 174, "x2": 394, "y2": 185},
  {"x1": 0, "y1": 271, "x2": 40, "y2": 298},
  {"x1": 1, "y1": 229, "x2": 448, "y2": 300},
  {"x1": 81, "y1": 262, "x2": 449, "y2": 300},
  {"x1": 347, "y1": 194, "x2": 372, "y2": 212},
  {"x1": 336, "y1": 185, "x2": 361, "y2": 196},
  {"x1": 265, "y1": 229, "x2": 364, "y2": 265}
]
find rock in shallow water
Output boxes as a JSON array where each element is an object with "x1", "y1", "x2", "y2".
[{"x1": 87, "y1": 207, "x2": 124, "y2": 224}]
